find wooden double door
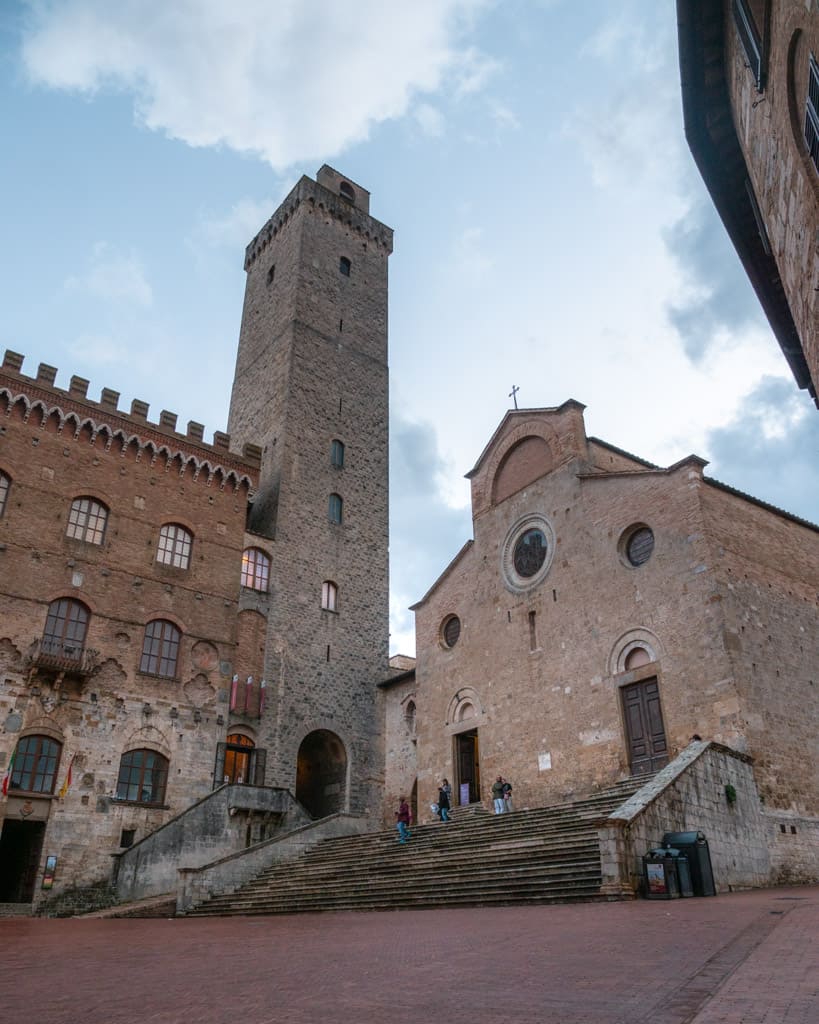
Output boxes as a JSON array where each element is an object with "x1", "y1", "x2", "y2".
[{"x1": 621, "y1": 677, "x2": 668, "y2": 775}]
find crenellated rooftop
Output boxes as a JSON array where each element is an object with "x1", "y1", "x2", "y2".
[{"x1": 0, "y1": 350, "x2": 261, "y2": 485}]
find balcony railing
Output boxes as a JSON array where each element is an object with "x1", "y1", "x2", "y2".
[{"x1": 28, "y1": 637, "x2": 100, "y2": 676}]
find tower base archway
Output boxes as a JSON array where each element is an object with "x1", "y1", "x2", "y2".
[{"x1": 295, "y1": 730, "x2": 347, "y2": 818}]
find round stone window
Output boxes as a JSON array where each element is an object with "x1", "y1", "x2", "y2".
[
  {"x1": 621, "y1": 525, "x2": 655, "y2": 567},
  {"x1": 501, "y1": 514, "x2": 555, "y2": 593},
  {"x1": 441, "y1": 615, "x2": 461, "y2": 649}
]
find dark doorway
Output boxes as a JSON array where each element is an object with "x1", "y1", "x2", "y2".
[
  {"x1": 454, "y1": 729, "x2": 480, "y2": 804},
  {"x1": 0, "y1": 819, "x2": 46, "y2": 902},
  {"x1": 410, "y1": 778, "x2": 418, "y2": 827},
  {"x1": 295, "y1": 730, "x2": 347, "y2": 818},
  {"x1": 622, "y1": 678, "x2": 669, "y2": 775}
]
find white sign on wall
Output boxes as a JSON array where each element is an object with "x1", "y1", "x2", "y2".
[{"x1": 538, "y1": 752, "x2": 552, "y2": 771}]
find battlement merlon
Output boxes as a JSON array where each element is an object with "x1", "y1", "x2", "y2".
[
  {"x1": 0, "y1": 351, "x2": 262, "y2": 475},
  {"x1": 244, "y1": 165, "x2": 394, "y2": 271}
]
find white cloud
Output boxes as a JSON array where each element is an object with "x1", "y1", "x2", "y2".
[
  {"x1": 21, "y1": 0, "x2": 493, "y2": 169},
  {"x1": 68, "y1": 332, "x2": 129, "y2": 366},
  {"x1": 414, "y1": 103, "x2": 446, "y2": 138},
  {"x1": 63, "y1": 242, "x2": 153, "y2": 305},
  {"x1": 196, "y1": 196, "x2": 285, "y2": 250}
]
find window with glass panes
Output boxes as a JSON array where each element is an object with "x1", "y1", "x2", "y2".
[
  {"x1": 42, "y1": 598, "x2": 89, "y2": 660},
  {"x1": 156, "y1": 523, "x2": 192, "y2": 569},
  {"x1": 139, "y1": 620, "x2": 181, "y2": 678},
  {"x1": 10, "y1": 735, "x2": 62, "y2": 794},
  {"x1": 116, "y1": 749, "x2": 169, "y2": 805},
  {"x1": 241, "y1": 548, "x2": 270, "y2": 591},
  {"x1": 66, "y1": 496, "x2": 108, "y2": 544}
]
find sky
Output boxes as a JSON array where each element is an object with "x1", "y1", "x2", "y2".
[{"x1": 1, "y1": 0, "x2": 817, "y2": 657}]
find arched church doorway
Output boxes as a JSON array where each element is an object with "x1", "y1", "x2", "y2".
[
  {"x1": 295, "y1": 730, "x2": 347, "y2": 818},
  {"x1": 454, "y1": 729, "x2": 480, "y2": 805}
]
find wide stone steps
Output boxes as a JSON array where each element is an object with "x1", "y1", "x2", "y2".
[{"x1": 187, "y1": 777, "x2": 649, "y2": 917}]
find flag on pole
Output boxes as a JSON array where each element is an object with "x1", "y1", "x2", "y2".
[
  {"x1": 58, "y1": 753, "x2": 76, "y2": 799},
  {"x1": 1, "y1": 745, "x2": 17, "y2": 797}
]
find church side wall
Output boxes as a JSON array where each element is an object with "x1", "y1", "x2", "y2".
[{"x1": 699, "y1": 483, "x2": 819, "y2": 815}]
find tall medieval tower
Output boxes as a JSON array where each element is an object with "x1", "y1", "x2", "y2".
[{"x1": 227, "y1": 166, "x2": 392, "y2": 819}]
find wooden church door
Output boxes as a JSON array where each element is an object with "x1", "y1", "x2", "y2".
[{"x1": 622, "y1": 678, "x2": 668, "y2": 775}]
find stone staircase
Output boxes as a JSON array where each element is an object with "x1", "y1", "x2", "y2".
[{"x1": 186, "y1": 777, "x2": 649, "y2": 917}]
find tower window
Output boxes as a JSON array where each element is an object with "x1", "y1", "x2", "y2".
[
  {"x1": 42, "y1": 598, "x2": 90, "y2": 662},
  {"x1": 329, "y1": 493, "x2": 343, "y2": 524},
  {"x1": 339, "y1": 182, "x2": 355, "y2": 203},
  {"x1": 321, "y1": 580, "x2": 338, "y2": 612},
  {"x1": 339, "y1": 256, "x2": 351, "y2": 277},
  {"x1": 331, "y1": 439, "x2": 345, "y2": 468},
  {"x1": 266, "y1": 264, "x2": 275, "y2": 286},
  {"x1": 241, "y1": 548, "x2": 271, "y2": 592}
]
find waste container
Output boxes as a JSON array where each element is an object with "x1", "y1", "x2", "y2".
[
  {"x1": 662, "y1": 831, "x2": 716, "y2": 896},
  {"x1": 663, "y1": 847, "x2": 694, "y2": 897},
  {"x1": 642, "y1": 849, "x2": 681, "y2": 899}
]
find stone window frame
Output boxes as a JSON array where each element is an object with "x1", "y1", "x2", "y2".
[
  {"x1": 156, "y1": 523, "x2": 193, "y2": 570},
  {"x1": 330, "y1": 438, "x2": 345, "y2": 469},
  {"x1": 328, "y1": 493, "x2": 343, "y2": 525},
  {"x1": 440, "y1": 614, "x2": 461, "y2": 649},
  {"x1": 339, "y1": 181, "x2": 356, "y2": 204},
  {"x1": 139, "y1": 619, "x2": 181, "y2": 679},
  {"x1": 241, "y1": 547, "x2": 271, "y2": 592},
  {"x1": 66, "y1": 495, "x2": 109, "y2": 546},
  {"x1": 321, "y1": 580, "x2": 338, "y2": 612},
  {"x1": 42, "y1": 597, "x2": 90, "y2": 662},
  {"x1": 618, "y1": 523, "x2": 655, "y2": 569},
  {"x1": 500, "y1": 513, "x2": 556, "y2": 594},
  {"x1": 115, "y1": 748, "x2": 169, "y2": 806},
  {"x1": 339, "y1": 256, "x2": 351, "y2": 277},
  {"x1": 0, "y1": 470, "x2": 10, "y2": 518},
  {"x1": 8, "y1": 734, "x2": 63, "y2": 795}
]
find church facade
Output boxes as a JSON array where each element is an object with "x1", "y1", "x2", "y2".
[
  {"x1": 394, "y1": 403, "x2": 819, "y2": 859},
  {"x1": 0, "y1": 167, "x2": 392, "y2": 907}
]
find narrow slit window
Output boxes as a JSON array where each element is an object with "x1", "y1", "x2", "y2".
[
  {"x1": 528, "y1": 610, "x2": 538, "y2": 652},
  {"x1": 331, "y1": 439, "x2": 345, "y2": 468},
  {"x1": 339, "y1": 256, "x2": 351, "y2": 277},
  {"x1": 329, "y1": 493, "x2": 343, "y2": 524}
]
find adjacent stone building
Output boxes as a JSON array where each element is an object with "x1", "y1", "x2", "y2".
[
  {"x1": 0, "y1": 166, "x2": 392, "y2": 906},
  {"x1": 677, "y1": 0, "x2": 819, "y2": 405},
  {"x1": 394, "y1": 403, "x2": 819, "y2": 861}
]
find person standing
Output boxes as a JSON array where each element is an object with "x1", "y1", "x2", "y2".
[
  {"x1": 395, "y1": 797, "x2": 412, "y2": 843},
  {"x1": 502, "y1": 777, "x2": 514, "y2": 813},
  {"x1": 492, "y1": 775, "x2": 505, "y2": 814},
  {"x1": 441, "y1": 777, "x2": 453, "y2": 808},
  {"x1": 438, "y1": 780, "x2": 451, "y2": 822}
]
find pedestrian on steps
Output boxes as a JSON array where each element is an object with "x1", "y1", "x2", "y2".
[
  {"x1": 395, "y1": 796, "x2": 412, "y2": 843},
  {"x1": 492, "y1": 775, "x2": 506, "y2": 814},
  {"x1": 502, "y1": 777, "x2": 514, "y2": 813},
  {"x1": 438, "y1": 781, "x2": 451, "y2": 822}
]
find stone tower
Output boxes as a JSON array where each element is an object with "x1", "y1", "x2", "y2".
[{"x1": 227, "y1": 166, "x2": 392, "y2": 819}]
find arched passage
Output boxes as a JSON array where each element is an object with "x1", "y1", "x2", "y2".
[{"x1": 295, "y1": 730, "x2": 347, "y2": 818}]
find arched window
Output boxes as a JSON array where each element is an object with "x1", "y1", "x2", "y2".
[
  {"x1": 9, "y1": 735, "x2": 62, "y2": 794},
  {"x1": 339, "y1": 181, "x2": 355, "y2": 203},
  {"x1": 329, "y1": 493, "x2": 343, "y2": 524},
  {"x1": 223, "y1": 733, "x2": 254, "y2": 784},
  {"x1": 321, "y1": 580, "x2": 338, "y2": 612},
  {"x1": 330, "y1": 439, "x2": 345, "y2": 468},
  {"x1": 116, "y1": 749, "x2": 169, "y2": 805},
  {"x1": 66, "y1": 496, "x2": 108, "y2": 545},
  {"x1": 339, "y1": 256, "x2": 351, "y2": 277},
  {"x1": 42, "y1": 598, "x2": 89, "y2": 661},
  {"x1": 0, "y1": 471, "x2": 10, "y2": 517},
  {"x1": 157, "y1": 523, "x2": 192, "y2": 569},
  {"x1": 241, "y1": 548, "x2": 271, "y2": 592},
  {"x1": 139, "y1": 619, "x2": 181, "y2": 678}
]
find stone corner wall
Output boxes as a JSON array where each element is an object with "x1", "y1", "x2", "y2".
[{"x1": 598, "y1": 742, "x2": 771, "y2": 895}]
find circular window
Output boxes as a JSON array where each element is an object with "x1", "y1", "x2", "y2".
[
  {"x1": 621, "y1": 525, "x2": 655, "y2": 567},
  {"x1": 441, "y1": 615, "x2": 461, "y2": 649},
  {"x1": 501, "y1": 514, "x2": 556, "y2": 593},
  {"x1": 513, "y1": 528, "x2": 548, "y2": 578}
]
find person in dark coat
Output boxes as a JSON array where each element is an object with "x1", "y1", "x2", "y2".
[{"x1": 438, "y1": 780, "x2": 451, "y2": 822}]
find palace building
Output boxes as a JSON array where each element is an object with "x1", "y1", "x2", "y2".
[{"x1": 0, "y1": 166, "x2": 392, "y2": 907}]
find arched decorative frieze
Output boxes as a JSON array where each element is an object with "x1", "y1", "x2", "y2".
[
  {"x1": 445, "y1": 686, "x2": 486, "y2": 729},
  {"x1": 120, "y1": 723, "x2": 172, "y2": 762},
  {"x1": 608, "y1": 628, "x2": 663, "y2": 677}
]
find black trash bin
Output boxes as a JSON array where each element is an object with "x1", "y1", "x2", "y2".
[
  {"x1": 642, "y1": 849, "x2": 681, "y2": 899},
  {"x1": 662, "y1": 831, "x2": 716, "y2": 896}
]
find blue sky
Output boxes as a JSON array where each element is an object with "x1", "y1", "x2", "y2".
[{"x1": 2, "y1": 0, "x2": 817, "y2": 656}]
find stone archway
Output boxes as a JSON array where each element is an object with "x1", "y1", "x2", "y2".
[{"x1": 295, "y1": 730, "x2": 347, "y2": 818}]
